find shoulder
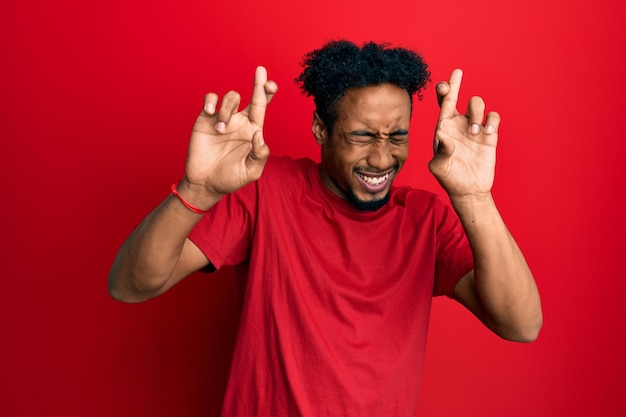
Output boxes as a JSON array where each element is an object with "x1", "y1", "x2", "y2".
[
  {"x1": 389, "y1": 186, "x2": 445, "y2": 211},
  {"x1": 263, "y1": 156, "x2": 315, "y2": 175},
  {"x1": 388, "y1": 186, "x2": 459, "y2": 228},
  {"x1": 261, "y1": 156, "x2": 317, "y2": 187}
]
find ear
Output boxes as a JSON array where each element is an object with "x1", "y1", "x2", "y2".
[{"x1": 312, "y1": 112, "x2": 327, "y2": 145}]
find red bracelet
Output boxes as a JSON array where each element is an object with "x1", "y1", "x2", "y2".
[{"x1": 170, "y1": 183, "x2": 211, "y2": 215}]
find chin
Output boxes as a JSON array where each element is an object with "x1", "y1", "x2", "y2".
[{"x1": 346, "y1": 188, "x2": 391, "y2": 211}]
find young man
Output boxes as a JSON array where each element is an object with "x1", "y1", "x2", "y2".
[{"x1": 109, "y1": 40, "x2": 542, "y2": 416}]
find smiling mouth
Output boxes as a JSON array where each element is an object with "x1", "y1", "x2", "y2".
[
  {"x1": 358, "y1": 172, "x2": 390, "y2": 186},
  {"x1": 356, "y1": 170, "x2": 395, "y2": 193}
]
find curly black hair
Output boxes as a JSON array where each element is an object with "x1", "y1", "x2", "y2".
[{"x1": 295, "y1": 40, "x2": 430, "y2": 134}]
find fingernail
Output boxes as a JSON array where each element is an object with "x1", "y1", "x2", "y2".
[
  {"x1": 470, "y1": 124, "x2": 480, "y2": 135},
  {"x1": 205, "y1": 102, "x2": 215, "y2": 114},
  {"x1": 485, "y1": 124, "x2": 495, "y2": 134},
  {"x1": 215, "y1": 122, "x2": 225, "y2": 133}
]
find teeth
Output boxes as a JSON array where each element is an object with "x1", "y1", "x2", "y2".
[{"x1": 360, "y1": 173, "x2": 390, "y2": 185}]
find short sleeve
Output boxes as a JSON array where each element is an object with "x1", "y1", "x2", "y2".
[
  {"x1": 432, "y1": 202, "x2": 473, "y2": 297},
  {"x1": 187, "y1": 181, "x2": 258, "y2": 270}
]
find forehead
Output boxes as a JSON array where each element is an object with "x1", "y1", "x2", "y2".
[{"x1": 336, "y1": 83, "x2": 411, "y2": 126}]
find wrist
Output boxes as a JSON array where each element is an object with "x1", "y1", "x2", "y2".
[
  {"x1": 448, "y1": 192, "x2": 499, "y2": 226},
  {"x1": 448, "y1": 191, "x2": 494, "y2": 207},
  {"x1": 171, "y1": 179, "x2": 223, "y2": 214}
]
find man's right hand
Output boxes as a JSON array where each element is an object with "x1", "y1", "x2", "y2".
[
  {"x1": 109, "y1": 67, "x2": 277, "y2": 302},
  {"x1": 180, "y1": 66, "x2": 278, "y2": 209}
]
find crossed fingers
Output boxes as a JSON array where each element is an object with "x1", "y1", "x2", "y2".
[
  {"x1": 436, "y1": 69, "x2": 500, "y2": 137},
  {"x1": 202, "y1": 66, "x2": 278, "y2": 133}
]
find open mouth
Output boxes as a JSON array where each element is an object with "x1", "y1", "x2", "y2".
[{"x1": 356, "y1": 170, "x2": 394, "y2": 193}]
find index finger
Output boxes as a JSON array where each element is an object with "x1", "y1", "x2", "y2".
[
  {"x1": 248, "y1": 66, "x2": 270, "y2": 126},
  {"x1": 438, "y1": 68, "x2": 463, "y2": 120}
]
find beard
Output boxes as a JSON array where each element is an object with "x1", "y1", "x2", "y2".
[{"x1": 345, "y1": 187, "x2": 391, "y2": 211}]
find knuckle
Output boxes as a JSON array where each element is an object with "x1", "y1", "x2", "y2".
[{"x1": 250, "y1": 99, "x2": 267, "y2": 108}]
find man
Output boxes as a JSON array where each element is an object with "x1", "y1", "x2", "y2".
[{"x1": 109, "y1": 40, "x2": 542, "y2": 416}]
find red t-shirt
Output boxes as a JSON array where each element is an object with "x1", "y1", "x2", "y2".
[{"x1": 189, "y1": 156, "x2": 473, "y2": 417}]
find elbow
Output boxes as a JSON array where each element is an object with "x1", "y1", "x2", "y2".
[
  {"x1": 108, "y1": 278, "x2": 142, "y2": 304},
  {"x1": 108, "y1": 285, "x2": 144, "y2": 304},
  {"x1": 524, "y1": 316, "x2": 544, "y2": 342},
  {"x1": 108, "y1": 270, "x2": 161, "y2": 304},
  {"x1": 109, "y1": 284, "x2": 155, "y2": 304},
  {"x1": 504, "y1": 325, "x2": 542, "y2": 343},
  {"x1": 498, "y1": 315, "x2": 543, "y2": 343}
]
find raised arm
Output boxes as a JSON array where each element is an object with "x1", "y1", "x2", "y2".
[
  {"x1": 429, "y1": 69, "x2": 542, "y2": 342},
  {"x1": 108, "y1": 67, "x2": 278, "y2": 303}
]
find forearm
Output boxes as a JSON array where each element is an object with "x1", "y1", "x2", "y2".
[
  {"x1": 108, "y1": 182, "x2": 221, "y2": 302},
  {"x1": 451, "y1": 193, "x2": 543, "y2": 341}
]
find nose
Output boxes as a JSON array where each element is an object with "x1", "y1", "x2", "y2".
[{"x1": 366, "y1": 138, "x2": 394, "y2": 169}]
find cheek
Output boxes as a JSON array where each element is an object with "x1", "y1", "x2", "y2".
[
  {"x1": 392, "y1": 146, "x2": 409, "y2": 165},
  {"x1": 327, "y1": 144, "x2": 358, "y2": 172},
  {"x1": 346, "y1": 147, "x2": 373, "y2": 167},
  {"x1": 332, "y1": 154, "x2": 354, "y2": 180}
]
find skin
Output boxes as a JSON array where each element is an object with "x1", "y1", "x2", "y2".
[
  {"x1": 312, "y1": 84, "x2": 410, "y2": 210},
  {"x1": 108, "y1": 66, "x2": 542, "y2": 342},
  {"x1": 431, "y1": 70, "x2": 542, "y2": 341},
  {"x1": 108, "y1": 67, "x2": 276, "y2": 302}
]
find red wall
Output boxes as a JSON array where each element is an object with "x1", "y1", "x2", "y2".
[{"x1": 1, "y1": 0, "x2": 625, "y2": 416}]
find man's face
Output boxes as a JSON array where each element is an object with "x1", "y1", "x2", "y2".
[{"x1": 313, "y1": 83, "x2": 411, "y2": 211}]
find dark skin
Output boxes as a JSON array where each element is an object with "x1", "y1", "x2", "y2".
[
  {"x1": 312, "y1": 83, "x2": 411, "y2": 209},
  {"x1": 431, "y1": 70, "x2": 541, "y2": 341},
  {"x1": 109, "y1": 67, "x2": 542, "y2": 342}
]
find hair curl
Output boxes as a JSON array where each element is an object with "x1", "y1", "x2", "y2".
[{"x1": 295, "y1": 40, "x2": 430, "y2": 134}]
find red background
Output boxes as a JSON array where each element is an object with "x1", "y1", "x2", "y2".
[{"x1": 1, "y1": 0, "x2": 624, "y2": 415}]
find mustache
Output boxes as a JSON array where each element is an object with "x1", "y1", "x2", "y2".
[{"x1": 353, "y1": 162, "x2": 399, "y2": 174}]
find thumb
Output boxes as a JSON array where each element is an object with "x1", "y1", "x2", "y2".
[
  {"x1": 246, "y1": 130, "x2": 270, "y2": 176},
  {"x1": 433, "y1": 132, "x2": 455, "y2": 156}
]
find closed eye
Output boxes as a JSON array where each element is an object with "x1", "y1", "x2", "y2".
[
  {"x1": 345, "y1": 130, "x2": 409, "y2": 146},
  {"x1": 346, "y1": 131, "x2": 377, "y2": 145}
]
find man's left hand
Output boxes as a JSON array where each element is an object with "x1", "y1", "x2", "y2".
[{"x1": 429, "y1": 69, "x2": 500, "y2": 200}]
